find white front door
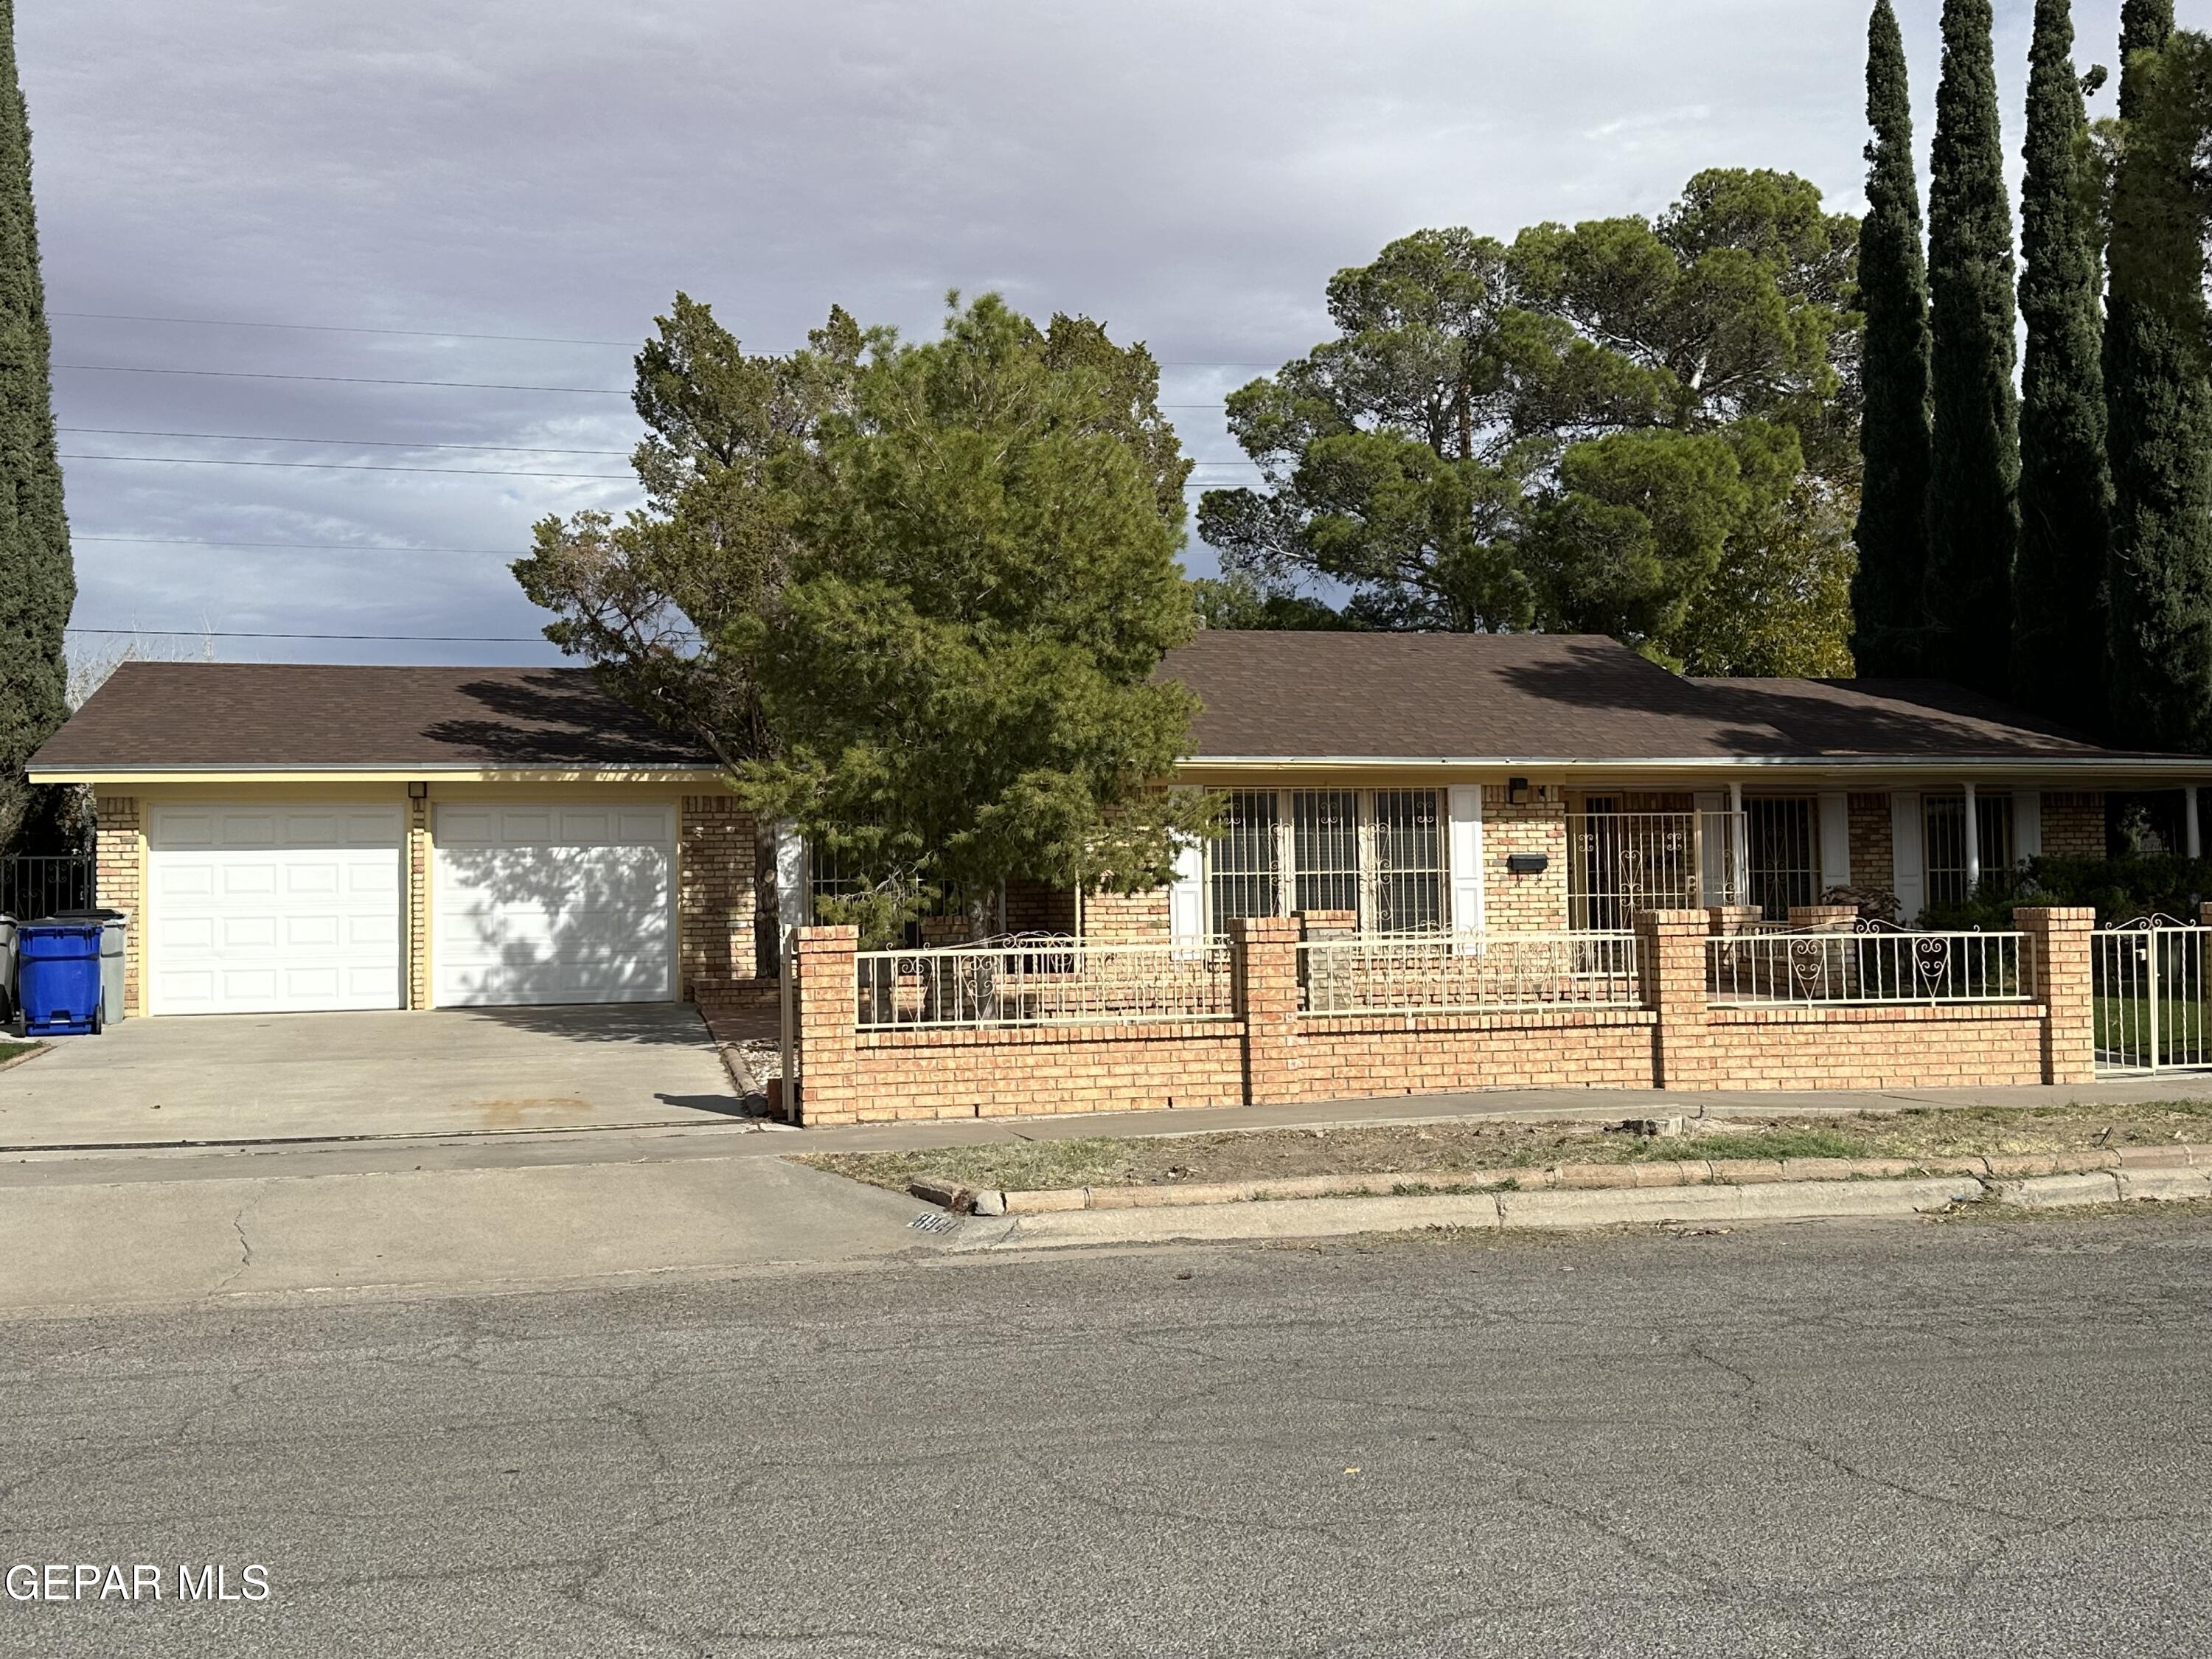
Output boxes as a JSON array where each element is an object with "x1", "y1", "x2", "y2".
[
  {"x1": 432, "y1": 802, "x2": 675, "y2": 1006},
  {"x1": 147, "y1": 803, "x2": 405, "y2": 1015}
]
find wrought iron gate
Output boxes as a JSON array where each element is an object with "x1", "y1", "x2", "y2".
[{"x1": 2093, "y1": 917, "x2": 2212, "y2": 1075}]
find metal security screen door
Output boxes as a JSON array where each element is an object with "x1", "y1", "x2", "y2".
[
  {"x1": 2094, "y1": 918, "x2": 2212, "y2": 1074},
  {"x1": 1372, "y1": 790, "x2": 1445, "y2": 932}
]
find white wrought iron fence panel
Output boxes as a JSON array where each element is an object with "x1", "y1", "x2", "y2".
[
  {"x1": 2093, "y1": 917, "x2": 2212, "y2": 1075},
  {"x1": 1298, "y1": 931, "x2": 1641, "y2": 1015},
  {"x1": 1705, "y1": 925, "x2": 2026, "y2": 1006},
  {"x1": 855, "y1": 936, "x2": 1234, "y2": 1031},
  {"x1": 1567, "y1": 811, "x2": 1747, "y2": 931}
]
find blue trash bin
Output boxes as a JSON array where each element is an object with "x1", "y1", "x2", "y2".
[{"x1": 18, "y1": 919, "x2": 104, "y2": 1036}]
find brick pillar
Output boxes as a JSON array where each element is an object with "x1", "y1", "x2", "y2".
[
  {"x1": 92, "y1": 796, "x2": 144, "y2": 1016},
  {"x1": 1786, "y1": 903, "x2": 1860, "y2": 932},
  {"x1": 679, "y1": 795, "x2": 758, "y2": 1006},
  {"x1": 1234, "y1": 915, "x2": 1301, "y2": 1106},
  {"x1": 2018, "y1": 905, "x2": 2096, "y2": 1085},
  {"x1": 407, "y1": 792, "x2": 431, "y2": 1010},
  {"x1": 1295, "y1": 909, "x2": 1357, "y2": 942},
  {"x1": 792, "y1": 925, "x2": 860, "y2": 1125},
  {"x1": 1636, "y1": 909, "x2": 1713, "y2": 1091},
  {"x1": 1705, "y1": 905, "x2": 1762, "y2": 936}
]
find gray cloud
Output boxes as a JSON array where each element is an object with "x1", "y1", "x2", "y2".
[{"x1": 17, "y1": 0, "x2": 2124, "y2": 664}]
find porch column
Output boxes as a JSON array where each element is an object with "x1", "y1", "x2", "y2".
[
  {"x1": 2188, "y1": 787, "x2": 2202, "y2": 859},
  {"x1": 1725, "y1": 781, "x2": 1748, "y2": 905},
  {"x1": 1963, "y1": 783, "x2": 1981, "y2": 890}
]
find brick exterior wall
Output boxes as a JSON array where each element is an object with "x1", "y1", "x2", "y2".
[
  {"x1": 1484, "y1": 786, "x2": 1570, "y2": 931},
  {"x1": 92, "y1": 795, "x2": 143, "y2": 1016},
  {"x1": 1848, "y1": 793, "x2": 1893, "y2": 894},
  {"x1": 681, "y1": 795, "x2": 768, "y2": 1009},
  {"x1": 1004, "y1": 879, "x2": 1079, "y2": 935},
  {"x1": 2042, "y1": 792, "x2": 2104, "y2": 858},
  {"x1": 786, "y1": 902, "x2": 2101, "y2": 1122},
  {"x1": 1082, "y1": 888, "x2": 1172, "y2": 941}
]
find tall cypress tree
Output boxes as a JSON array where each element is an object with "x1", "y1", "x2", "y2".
[
  {"x1": 0, "y1": 0, "x2": 72, "y2": 852},
  {"x1": 2104, "y1": 0, "x2": 2212, "y2": 751},
  {"x1": 2011, "y1": 0, "x2": 2112, "y2": 727},
  {"x1": 1851, "y1": 0, "x2": 1935, "y2": 677},
  {"x1": 1922, "y1": 0, "x2": 2022, "y2": 698}
]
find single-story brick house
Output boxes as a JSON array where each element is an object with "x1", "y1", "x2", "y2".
[{"x1": 27, "y1": 636, "x2": 2205, "y2": 1018}]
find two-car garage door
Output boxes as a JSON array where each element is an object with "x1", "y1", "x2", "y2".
[{"x1": 145, "y1": 801, "x2": 674, "y2": 1015}]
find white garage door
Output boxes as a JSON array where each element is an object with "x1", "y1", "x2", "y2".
[
  {"x1": 433, "y1": 803, "x2": 675, "y2": 1006},
  {"x1": 148, "y1": 804, "x2": 405, "y2": 1015}
]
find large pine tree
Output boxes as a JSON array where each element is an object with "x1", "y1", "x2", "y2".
[
  {"x1": 2104, "y1": 0, "x2": 2212, "y2": 751},
  {"x1": 2011, "y1": 0, "x2": 2112, "y2": 727},
  {"x1": 1921, "y1": 0, "x2": 2022, "y2": 698},
  {"x1": 1851, "y1": 0, "x2": 1935, "y2": 676},
  {"x1": 0, "y1": 0, "x2": 72, "y2": 852}
]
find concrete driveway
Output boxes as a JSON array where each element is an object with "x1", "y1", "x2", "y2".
[{"x1": 0, "y1": 1004, "x2": 745, "y2": 1149}]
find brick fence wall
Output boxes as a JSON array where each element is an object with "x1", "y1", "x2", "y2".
[{"x1": 784, "y1": 905, "x2": 2098, "y2": 1124}]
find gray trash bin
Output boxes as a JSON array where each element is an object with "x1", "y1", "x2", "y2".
[{"x1": 49, "y1": 908, "x2": 126, "y2": 1026}]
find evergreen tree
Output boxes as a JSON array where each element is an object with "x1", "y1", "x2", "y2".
[
  {"x1": 2103, "y1": 1, "x2": 2212, "y2": 751},
  {"x1": 1851, "y1": 0, "x2": 1934, "y2": 675},
  {"x1": 2011, "y1": 0, "x2": 2112, "y2": 726},
  {"x1": 1922, "y1": 0, "x2": 2021, "y2": 697},
  {"x1": 0, "y1": 0, "x2": 73, "y2": 852}
]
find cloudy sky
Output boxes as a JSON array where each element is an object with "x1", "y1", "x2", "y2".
[{"x1": 16, "y1": 0, "x2": 2133, "y2": 668}]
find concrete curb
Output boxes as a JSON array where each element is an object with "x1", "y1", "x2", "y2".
[
  {"x1": 936, "y1": 1142, "x2": 2212, "y2": 1217},
  {"x1": 945, "y1": 1167, "x2": 2207, "y2": 1252},
  {"x1": 0, "y1": 1041, "x2": 51, "y2": 1074}
]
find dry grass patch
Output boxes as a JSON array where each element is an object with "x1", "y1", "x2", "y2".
[{"x1": 797, "y1": 1100, "x2": 2212, "y2": 1196}]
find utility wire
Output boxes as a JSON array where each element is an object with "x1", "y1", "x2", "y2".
[
  {"x1": 55, "y1": 364, "x2": 631, "y2": 394},
  {"x1": 59, "y1": 453, "x2": 632, "y2": 480},
  {"x1": 55, "y1": 310, "x2": 636, "y2": 347},
  {"x1": 55, "y1": 309, "x2": 1287, "y2": 368},
  {"x1": 76, "y1": 535, "x2": 523, "y2": 554},
  {"x1": 60, "y1": 425, "x2": 633, "y2": 456},
  {"x1": 66, "y1": 627, "x2": 549, "y2": 643}
]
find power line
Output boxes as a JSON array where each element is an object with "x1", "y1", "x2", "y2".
[
  {"x1": 55, "y1": 310, "x2": 635, "y2": 347},
  {"x1": 77, "y1": 535, "x2": 522, "y2": 554},
  {"x1": 60, "y1": 425, "x2": 634, "y2": 456},
  {"x1": 55, "y1": 310, "x2": 1286, "y2": 367},
  {"x1": 66, "y1": 627, "x2": 548, "y2": 643},
  {"x1": 60, "y1": 453, "x2": 633, "y2": 480},
  {"x1": 55, "y1": 364, "x2": 630, "y2": 394}
]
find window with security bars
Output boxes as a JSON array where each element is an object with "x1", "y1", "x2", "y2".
[
  {"x1": 1745, "y1": 796, "x2": 1817, "y2": 919},
  {"x1": 1291, "y1": 791, "x2": 1361, "y2": 915},
  {"x1": 1209, "y1": 790, "x2": 1281, "y2": 925},
  {"x1": 1373, "y1": 790, "x2": 1446, "y2": 932},
  {"x1": 1924, "y1": 793, "x2": 2014, "y2": 910},
  {"x1": 1205, "y1": 787, "x2": 1445, "y2": 933}
]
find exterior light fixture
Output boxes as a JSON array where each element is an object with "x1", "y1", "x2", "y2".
[
  {"x1": 1508, "y1": 776, "x2": 1531, "y2": 806},
  {"x1": 407, "y1": 781, "x2": 429, "y2": 800}
]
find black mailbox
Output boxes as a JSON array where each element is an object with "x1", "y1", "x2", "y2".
[{"x1": 1506, "y1": 852, "x2": 1550, "y2": 874}]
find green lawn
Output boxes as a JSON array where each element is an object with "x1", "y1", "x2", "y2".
[
  {"x1": 0, "y1": 1037, "x2": 42, "y2": 1066},
  {"x1": 2096, "y1": 995, "x2": 2212, "y2": 1065}
]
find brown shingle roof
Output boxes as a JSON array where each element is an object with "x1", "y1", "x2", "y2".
[
  {"x1": 29, "y1": 636, "x2": 2172, "y2": 776},
  {"x1": 29, "y1": 663, "x2": 715, "y2": 771},
  {"x1": 1160, "y1": 632, "x2": 2149, "y2": 762}
]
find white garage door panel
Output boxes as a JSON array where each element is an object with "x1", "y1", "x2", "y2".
[
  {"x1": 149, "y1": 803, "x2": 405, "y2": 1016},
  {"x1": 434, "y1": 804, "x2": 675, "y2": 1007}
]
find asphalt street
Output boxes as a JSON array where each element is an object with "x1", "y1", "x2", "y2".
[{"x1": 4, "y1": 1211, "x2": 2211, "y2": 1658}]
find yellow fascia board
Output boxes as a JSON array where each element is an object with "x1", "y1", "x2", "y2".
[{"x1": 32, "y1": 766, "x2": 734, "y2": 787}]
